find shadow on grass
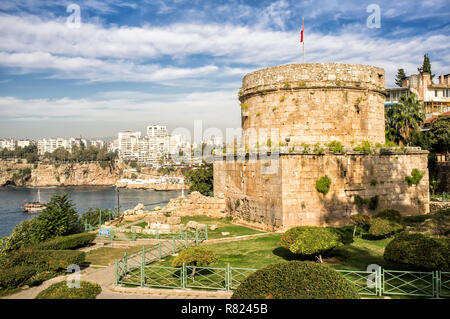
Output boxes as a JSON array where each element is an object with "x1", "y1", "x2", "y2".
[{"x1": 272, "y1": 247, "x2": 317, "y2": 262}]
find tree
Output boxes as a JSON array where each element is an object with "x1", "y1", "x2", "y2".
[
  {"x1": 427, "y1": 116, "x2": 450, "y2": 155},
  {"x1": 395, "y1": 68, "x2": 407, "y2": 87},
  {"x1": 171, "y1": 246, "x2": 217, "y2": 280},
  {"x1": 418, "y1": 54, "x2": 435, "y2": 81},
  {"x1": 385, "y1": 93, "x2": 425, "y2": 145},
  {"x1": 0, "y1": 218, "x2": 41, "y2": 254},
  {"x1": 184, "y1": 162, "x2": 213, "y2": 196},
  {"x1": 280, "y1": 226, "x2": 344, "y2": 263},
  {"x1": 410, "y1": 115, "x2": 450, "y2": 154},
  {"x1": 36, "y1": 193, "x2": 82, "y2": 241}
]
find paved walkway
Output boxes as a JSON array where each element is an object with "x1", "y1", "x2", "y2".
[{"x1": 4, "y1": 262, "x2": 232, "y2": 299}]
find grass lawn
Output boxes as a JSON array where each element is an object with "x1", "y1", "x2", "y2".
[
  {"x1": 85, "y1": 245, "x2": 157, "y2": 266},
  {"x1": 121, "y1": 216, "x2": 264, "y2": 240},
  {"x1": 180, "y1": 216, "x2": 264, "y2": 239},
  {"x1": 149, "y1": 234, "x2": 400, "y2": 271}
]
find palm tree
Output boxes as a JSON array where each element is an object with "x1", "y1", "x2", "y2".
[{"x1": 385, "y1": 93, "x2": 425, "y2": 145}]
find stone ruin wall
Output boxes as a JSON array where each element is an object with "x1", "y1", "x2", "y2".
[
  {"x1": 214, "y1": 151, "x2": 429, "y2": 230},
  {"x1": 239, "y1": 63, "x2": 386, "y2": 147}
]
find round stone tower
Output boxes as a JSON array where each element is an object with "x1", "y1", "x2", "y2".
[{"x1": 239, "y1": 63, "x2": 386, "y2": 146}]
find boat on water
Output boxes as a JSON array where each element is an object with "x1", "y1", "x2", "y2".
[{"x1": 23, "y1": 189, "x2": 46, "y2": 213}]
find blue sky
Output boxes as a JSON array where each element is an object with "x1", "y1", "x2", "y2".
[{"x1": 0, "y1": 0, "x2": 449, "y2": 139}]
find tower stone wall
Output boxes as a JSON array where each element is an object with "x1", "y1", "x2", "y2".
[
  {"x1": 214, "y1": 63, "x2": 429, "y2": 230},
  {"x1": 239, "y1": 63, "x2": 386, "y2": 146}
]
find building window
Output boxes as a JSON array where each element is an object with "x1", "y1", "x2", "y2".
[{"x1": 435, "y1": 90, "x2": 438, "y2": 97}]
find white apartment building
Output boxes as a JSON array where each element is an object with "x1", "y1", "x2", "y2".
[
  {"x1": 0, "y1": 139, "x2": 17, "y2": 151},
  {"x1": 37, "y1": 137, "x2": 88, "y2": 155},
  {"x1": 118, "y1": 131, "x2": 141, "y2": 161},
  {"x1": 38, "y1": 138, "x2": 69, "y2": 155},
  {"x1": 147, "y1": 125, "x2": 168, "y2": 138},
  {"x1": 17, "y1": 140, "x2": 33, "y2": 148},
  {"x1": 90, "y1": 140, "x2": 105, "y2": 149},
  {"x1": 117, "y1": 126, "x2": 178, "y2": 165}
]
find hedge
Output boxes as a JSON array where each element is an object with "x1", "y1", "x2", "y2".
[
  {"x1": 374, "y1": 209, "x2": 402, "y2": 223},
  {"x1": 384, "y1": 233, "x2": 449, "y2": 271},
  {"x1": 0, "y1": 265, "x2": 36, "y2": 289},
  {"x1": 1, "y1": 249, "x2": 85, "y2": 271},
  {"x1": 35, "y1": 281, "x2": 102, "y2": 299},
  {"x1": 30, "y1": 233, "x2": 96, "y2": 250},
  {"x1": 232, "y1": 261, "x2": 360, "y2": 299},
  {"x1": 368, "y1": 218, "x2": 403, "y2": 238}
]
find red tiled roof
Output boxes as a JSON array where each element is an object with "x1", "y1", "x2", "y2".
[{"x1": 424, "y1": 111, "x2": 450, "y2": 124}]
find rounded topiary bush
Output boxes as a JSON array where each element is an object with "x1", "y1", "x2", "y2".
[
  {"x1": 374, "y1": 209, "x2": 402, "y2": 223},
  {"x1": 279, "y1": 227, "x2": 304, "y2": 250},
  {"x1": 35, "y1": 281, "x2": 102, "y2": 299},
  {"x1": 384, "y1": 233, "x2": 449, "y2": 271},
  {"x1": 232, "y1": 261, "x2": 360, "y2": 299},
  {"x1": 280, "y1": 226, "x2": 343, "y2": 262},
  {"x1": 368, "y1": 218, "x2": 403, "y2": 238}
]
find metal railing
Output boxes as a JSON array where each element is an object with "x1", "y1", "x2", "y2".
[
  {"x1": 118, "y1": 262, "x2": 257, "y2": 291},
  {"x1": 115, "y1": 226, "x2": 209, "y2": 286},
  {"x1": 337, "y1": 267, "x2": 449, "y2": 298}
]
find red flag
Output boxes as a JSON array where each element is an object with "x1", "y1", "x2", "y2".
[{"x1": 300, "y1": 18, "x2": 304, "y2": 43}]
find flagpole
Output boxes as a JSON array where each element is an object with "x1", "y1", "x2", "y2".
[{"x1": 301, "y1": 18, "x2": 305, "y2": 63}]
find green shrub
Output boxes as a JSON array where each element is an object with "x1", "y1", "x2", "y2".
[
  {"x1": 279, "y1": 227, "x2": 304, "y2": 249},
  {"x1": 232, "y1": 261, "x2": 360, "y2": 299},
  {"x1": 316, "y1": 175, "x2": 331, "y2": 194},
  {"x1": 328, "y1": 226, "x2": 354, "y2": 245},
  {"x1": 384, "y1": 233, "x2": 449, "y2": 271},
  {"x1": 35, "y1": 281, "x2": 101, "y2": 299},
  {"x1": 353, "y1": 140, "x2": 372, "y2": 153},
  {"x1": 280, "y1": 227, "x2": 343, "y2": 261},
  {"x1": 172, "y1": 246, "x2": 217, "y2": 279},
  {"x1": 1, "y1": 249, "x2": 85, "y2": 271},
  {"x1": 0, "y1": 265, "x2": 36, "y2": 288},
  {"x1": 405, "y1": 168, "x2": 424, "y2": 186},
  {"x1": 350, "y1": 214, "x2": 371, "y2": 227},
  {"x1": 31, "y1": 233, "x2": 96, "y2": 250},
  {"x1": 368, "y1": 195, "x2": 379, "y2": 210},
  {"x1": 313, "y1": 143, "x2": 325, "y2": 155},
  {"x1": 354, "y1": 195, "x2": 369, "y2": 208},
  {"x1": 368, "y1": 218, "x2": 403, "y2": 238},
  {"x1": 327, "y1": 141, "x2": 344, "y2": 153},
  {"x1": 374, "y1": 209, "x2": 402, "y2": 223}
]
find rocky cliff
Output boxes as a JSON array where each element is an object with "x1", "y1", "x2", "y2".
[{"x1": 0, "y1": 160, "x2": 121, "y2": 187}]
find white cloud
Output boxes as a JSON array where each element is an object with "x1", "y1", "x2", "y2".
[
  {"x1": 0, "y1": 13, "x2": 449, "y2": 87},
  {"x1": 0, "y1": 90, "x2": 241, "y2": 138}
]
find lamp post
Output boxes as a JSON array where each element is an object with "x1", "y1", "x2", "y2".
[
  {"x1": 116, "y1": 187, "x2": 120, "y2": 217},
  {"x1": 285, "y1": 137, "x2": 291, "y2": 147}
]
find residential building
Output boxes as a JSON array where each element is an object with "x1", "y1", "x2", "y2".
[
  {"x1": 0, "y1": 139, "x2": 16, "y2": 151},
  {"x1": 118, "y1": 131, "x2": 141, "y2": 161},
  {"x1": 386, "y1": 71, "x2": 450, "y2": 119}
]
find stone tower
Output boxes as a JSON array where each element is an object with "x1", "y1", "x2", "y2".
[
  {"x1": 239, "y1": 63, "x2": 386, "y2": 146},
  {"x1": 214, "y1": 63, "x2": 429, "y2": 231}
]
